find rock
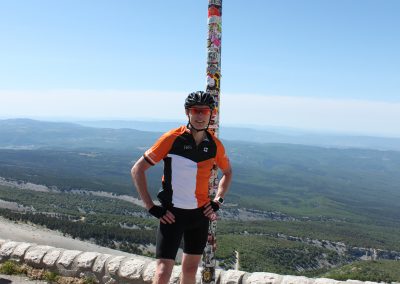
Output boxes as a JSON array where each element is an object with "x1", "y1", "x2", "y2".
[
  {"x1": 243, "y1": 272, "x2": 283, "y2": 284},
  {"x1": 75, "y1": 251, "x2": 100, "y2": 270},
  {"x1": 79, "y1": 271, "x2": 97, "y2": 280},
  {"x1": 107, "y1": 255, "x2": 126, "y2": 276},
  {"x1": 118, "y1": 257, "x2": 147, "y2": 281},
  {"x1": 24, "y1": 245, "x2": 53, "y2": 266},
  {"x1": 0, "y1": 241, "x2": 20, "y2": 260},
  {"x1": 169, "y1": 265, "x2": 182, "y2": 284},
  {"x1": 220, "y1": 270, "x2": 247, "y2": 284},
  {"x1": 57, "y1": 250, "x2": 82, "y2": 269},
  {"x1": 195, "y1": 269, "x2": 202, "y2": 284},
  {"x1": 103, "y1": 275, "x2": 118, "y2": 284},
  {"x1": 92, "y1": 253, "x2": 112, "y2": 274},
  {"x1": 281, "y1": 275, "x2": 314, "y2": 284},
  {"x1": 43, "y1": 249, "x2": 63, "y2": 268},
  {"x1": 143, "y1": 260, "x2": 157, "y2": 283},
  {"x1": 314, "y1": 278, "x2": 341, "y2": 284},
  {"x1": 11, "y1": 242, "x2": 32, "y2": 261},
  {"x1": 215, "y1": 269, "x2": 223, "y2": 284}
]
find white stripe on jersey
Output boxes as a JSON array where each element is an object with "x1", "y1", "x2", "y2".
[{"x1": 169, "y1": 154, "x2": 198, "y2": 209}]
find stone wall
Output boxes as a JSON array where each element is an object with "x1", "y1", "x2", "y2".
[{"x1": 0, "y1": 239, "x2": 398, "y2": 284}]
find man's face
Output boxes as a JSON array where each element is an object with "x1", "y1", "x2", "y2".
[{"x1": 186, "y1": 105, "x2": 212, "y2": 130}]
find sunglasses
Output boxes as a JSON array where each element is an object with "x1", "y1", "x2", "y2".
[{"x1": 188, "y1": 108, "x2": 212, "y2": 115}]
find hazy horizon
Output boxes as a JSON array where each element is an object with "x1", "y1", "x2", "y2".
[{"x1": 1, "y1": 115, "x2": 400, "y2": 139}]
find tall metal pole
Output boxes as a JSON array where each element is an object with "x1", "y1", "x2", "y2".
[{"x1": 202, "y1": 0, "x2": 222, "y2": 283}]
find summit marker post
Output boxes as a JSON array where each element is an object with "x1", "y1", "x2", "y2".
[{"x1": 202, "y1": 0, "x2": 222, "y2": 283}]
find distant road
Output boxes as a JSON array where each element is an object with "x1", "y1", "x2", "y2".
[{"x1": 0, "y1": 217, "x2": 135, "y2": 257}]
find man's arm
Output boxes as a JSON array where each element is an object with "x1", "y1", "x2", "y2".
[
  {"x1": 131, "y1": 156, "x2": 175, "y2": 224},
  {"x1": 131, "y1": 156, "x2": 154, "y2": 210},
  {"x1": 215, "y1": 165, "x2": 233, "y2": 201},
  {"x1": 203, "y1": 164, "x2": 233, "y2": 219}
]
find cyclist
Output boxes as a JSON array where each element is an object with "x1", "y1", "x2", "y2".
[{"x1": 131, "y1": 91, "x2": 232, "y2": 284}]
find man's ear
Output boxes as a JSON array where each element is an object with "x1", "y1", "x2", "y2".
[{"x1": 185, "y1": 109, "x2": 189, "y2": 116}]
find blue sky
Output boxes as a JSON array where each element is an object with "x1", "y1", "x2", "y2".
[{"x1": 1, "y1": 1, "x2": 400, "y2": 136}]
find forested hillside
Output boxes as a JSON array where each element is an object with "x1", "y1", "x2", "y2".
[{"x1": 1, "y1": 119, "x2": 399, "y2": 225}]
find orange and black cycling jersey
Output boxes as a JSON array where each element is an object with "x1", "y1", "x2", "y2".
[{"x1": 143, "y1": 126, "x2": 230, "y2": 209}]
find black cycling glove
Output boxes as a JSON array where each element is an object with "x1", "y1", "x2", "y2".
[
  {"x1": 210, "y1": 200, "x2": 220, "y2": 212},
  {"x1": 148, "y1": 205, "x2": 167, "y2": 219}
]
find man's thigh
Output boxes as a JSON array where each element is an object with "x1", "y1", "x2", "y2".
[
  {"x1": 156, "y1": 222, "x2": 183, "y2": 260},
  {"x1": 183, "y1": 216, "x2": 209, "y2": 255}
]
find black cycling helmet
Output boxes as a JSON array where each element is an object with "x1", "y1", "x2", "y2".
[{"x1": 184, "y1": 91, "x2": 216, "y2": 110}]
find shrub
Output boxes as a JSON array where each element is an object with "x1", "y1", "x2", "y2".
[
  {"x1": 83, "y1": 276, "x2": 98, "y2": 284},
  {"x1": 43, "y1": 271, "x2": 60, "y2": 283},
  {"x1": 0, "y1": 260, "x2": 18, "y2": 275}
]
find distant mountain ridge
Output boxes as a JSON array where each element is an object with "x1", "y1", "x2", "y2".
[
  {"x1": 0, "y1": 118, "x2": 160, "y2": 150},
  {"x1": 1, "y1": 118, "x2": 399, "y2": 151},
  {"x1": 76, "y1": 119, "x2": 400, "y2": 151}
]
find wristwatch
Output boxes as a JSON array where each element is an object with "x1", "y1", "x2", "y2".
[{"x1": 216, "y1": 197, "x2": 224, "y2": 204}]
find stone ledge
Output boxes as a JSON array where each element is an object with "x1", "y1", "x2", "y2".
[
  {"x1": 0, "y1": 240, "x2": 394, "y2": 284},
  {"x1": 11, "y1": 242, "x2": 33, "y2": 261},
  {"x1": 75, "y1": 251, "x2": 100, "y2": 271},
  {"x1": 43, "y1": 248, "x2": 63, "y2": 268},
  {"x1": 0, "y1": 241, "x2": 20, "y2": 260},
  {"x1": 24, "y1": 245, "x2": 53, "y2": 266}
]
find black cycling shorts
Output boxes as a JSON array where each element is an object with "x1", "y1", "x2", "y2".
[{"x1": 156, "y1": 207, "x2": 209, "y2": 260}]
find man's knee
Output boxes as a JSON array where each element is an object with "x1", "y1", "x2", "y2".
[
  {"x1": 181, "y1": 255, "x2": 201, "y2": 276},
  {"x1": 182, "y1": 263, "x2": 199, "y2": 276}
]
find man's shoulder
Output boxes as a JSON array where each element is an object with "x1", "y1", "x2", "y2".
[
  {"x1": 206, "y1": 130, "x2": 225, "y2": 147},
  {"x1": 160, "y1": 125, "x2": 188, "y2": 139}
]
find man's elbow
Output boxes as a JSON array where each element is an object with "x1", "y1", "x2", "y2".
[
  {"x1": 131, "y1": 157, "x2": 150, "y2": 180},
  {"x1": 131, "y1": 162, "x2": 141, "y2": 181},
  {"x1": 130, "y1": 165, "x2": 136, "y2": 177},
  {"x1": 224, "y1": 167, "x2": 233, "y2": 178}
]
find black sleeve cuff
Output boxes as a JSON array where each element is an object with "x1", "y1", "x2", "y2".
[{"x1": 143, "y1": 154, "x2": 155, "y2": 166}]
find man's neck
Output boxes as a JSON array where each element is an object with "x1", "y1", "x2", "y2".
[{"x1": 188, "y1": 126, "x2": 207, "y2": 145}]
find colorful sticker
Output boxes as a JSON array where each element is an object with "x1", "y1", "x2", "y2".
[
  {"x1": 208, "y1": 16, "x2": 221, "y2": 25},
  {"x1": 209, "y1": 0, "x2": 222, "y2": 6},
  {"x1": 202, "y1": 267, "x2": 214, "y2": 282},
  {"x1": 208, "y1": 23, "x2": 222, "y2": 50},
  {"x1": 208, "y1": 34, "x2": 221, "y2": 49},
  {"x1": 208, "y1": 5, "x2": 221, "y2": 17},
  {"x1": 207, "y1": 72, "x2": 220, "y2": 91},
  {"x1": 209, "y1": 120, "x2": 218, "y2": 128},
  {"x1": 207, "y1": 89, "x2": 219, "y2": 95},
  {"x1": 208, "y1": 23, "x2": 221, "y2": 36},
  {"x1": 207, "y1": 51, "x2": 220, "y2": 64},
  {"x1": 207, "y1": 64, "x2": 219, "y2": 75}
]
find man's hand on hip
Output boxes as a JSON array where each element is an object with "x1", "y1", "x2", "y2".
[
  {"x1": 203, "y1": 201, "x2": 220, "y2": 221},
  {"x1": 148, "y1": 205, "x2": 175, "y2": 224}
]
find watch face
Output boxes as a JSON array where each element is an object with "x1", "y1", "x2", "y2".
[{"x1": 217, "y1": 197, "x2": 224, "y2": 204}]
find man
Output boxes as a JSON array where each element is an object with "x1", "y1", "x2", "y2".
[{"x1": 131, "y1": 91, "x2": 232, "y2": 284}]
